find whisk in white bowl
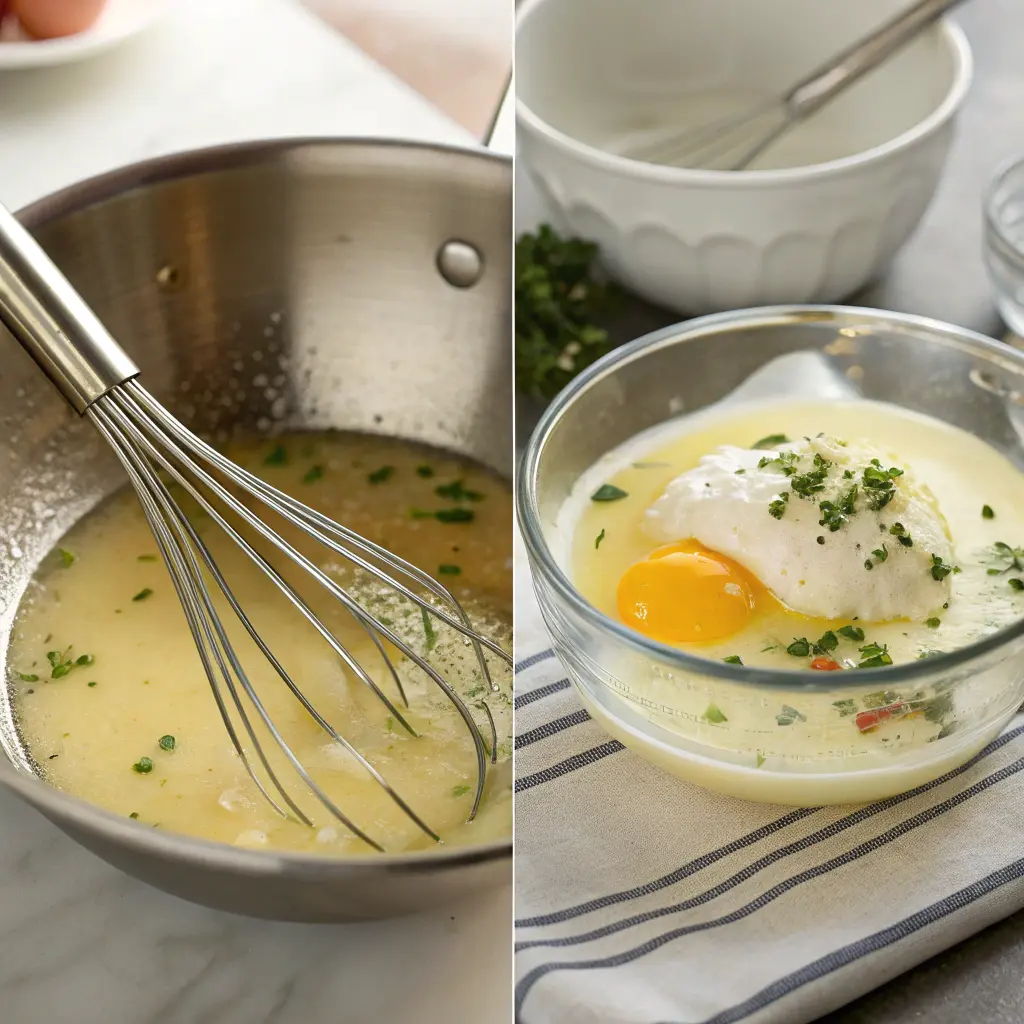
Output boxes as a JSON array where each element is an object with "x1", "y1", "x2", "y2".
[
  {"x1": 625, "y1": 0, "x2": 966, "y2": 171},
  {"x1": 0, "y1": 201, "x2": 511, "y2": 853}
]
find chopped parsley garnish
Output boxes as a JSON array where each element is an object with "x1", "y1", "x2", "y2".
[
  {"x1": 416, "y1": 465, "x2": 435, "y2": 478},
  {"x1": 158, "y1": 735, "x2": 176, "y2": 751},
  {"x1": 790, "y1": 453, "x2": 831, "y2": 499},
  {"x1": 858, "y1": 643, "x2": 893, "y2": 668},
  {"x1": 368, "y1": 466, "x2": 395, "y2": 484},
  {"x1": 129, "y1": 812, "x2": 139, "y2": 820},
  {"x1": 833, "y1": 699, "x2": 857, "y2": 718},
  {"x1": 786, "y1": 638, "x2": 811, "y2": 657},
  {"x1": 435, "y1": 480, "x2": 484, "y2": 502},
  {"x1": 703, "y1": 703, "x2": 728, "y2": 723},
  {"x1": 18, "y1": 672, "x2": 38, "y2": 682},
  {"x1": 48, "y1": 647, "x2": 89, "y2": 679},
  {"x1": 838, "y1": 625, "x2": 865, "y2": 642},
  {"x1": 818, "y1": 484, "x2": 857, "y2": 532},
  {"x1": 862, "y1": 689, "x2": 900, "y2": 708},
  {"x1": 59, "y1": 548, "x2": 75, "y2": 568},
  {"x1": 132, "y1": 757, "x2": 154, "y2": 774},
  {"x1": 752, "y1": 434, "x2": 790, "y2": 450},
  {"x1": 137, "y1": 554, "x2": 158, "y2": 562},
  {"x1": 929, "y1": 554, "x2": 960, "y2": 582},
  {"x1": 421, "y1": 608, "x2": 437, "y2": 652},
  {"x1": 758, "y1": 450, "x2": 799, "y2": 475},
  {"x1": 303, "y1": 464, "x2": 324, "y2": 484},
  {"x1": 860, "y1": 460, "x2": 902, "y2": 511},
  {"x1": 87, "y1": 681, "x2": 97, "y2": 687},
  {"x1": 591, "y1": 483, "x2": 628, "y2": 502},
  {"x1": 814, "y1": 631, "x2": 838, "y2": 654},
  {"x1": 437, "y1": 564, "x2": 462, "y2": 576},
  {"x1": 776, "y1": 705, "x2": 806, "y2": 726},
  {"x1": 264, "y1": 445, "x2": 288, "y2": 466},
  {"x1": 1010, "y1": 578, "x2": 1024, "y2": 592},
  {"x1": 411, "y1": 507, "x2": 475, "y2": 523},
  {"x1": 986, "y1": 542, "x2": 1024, "y2": 575},
  {"x1": 870, "y1": 544, "x2": 888, "y2": 565},
  {"x1": 132, "y1": 588, "x2": 153, "y2": 602},
  {"x1": 595, "y1": 529, "x2": 606, "y2": 550},
  {"x1": 889, "y1": 522, "x2": 913, "y2": 547},
  {"x1": 768, "y1": 492, "x2": 790, "y2": 519},
  {"x1": 452, "y1": 784, "x2": 472, "y2": 797},
  {"x1": 722, "y1": 655, "x2": 743, "y2": 665},
  {"x1": 925, "y1": 617, "x2": 941, "y2": 628},
  {"x1": 983, "y1": 504, "x2": 995, "y2": 519}
]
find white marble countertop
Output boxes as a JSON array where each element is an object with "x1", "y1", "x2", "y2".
[{"x1": 0, "y1": 2, "x2": 510, "y2": 1022}]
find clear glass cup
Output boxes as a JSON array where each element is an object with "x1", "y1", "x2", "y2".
[
  {"x1": 984, "y1": 156, "x2": 1024, "y2": 337},
  {"x1": 518, "y1": 306, "x2": 1024, "y2": 805}
]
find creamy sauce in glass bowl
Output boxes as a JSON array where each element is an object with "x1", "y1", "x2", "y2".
[
  {"x1": 559, "y1": 399, "x2": 1024, "y2": 804},
  {"x1": 8, "y1": 433, "x2": 512, "y2": 855}
]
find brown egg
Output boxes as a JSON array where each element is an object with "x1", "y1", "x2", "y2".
[{"x1": 11, "y1": 0, "x2": 107, "y2": 39}]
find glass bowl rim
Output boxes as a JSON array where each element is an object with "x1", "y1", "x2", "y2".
[
  {"x1": 984, "y1": 154, "x2": 1024, "y2": 267},
  {"x1": 517, "y1": 303, "x2": 1024, "y2": 693}
]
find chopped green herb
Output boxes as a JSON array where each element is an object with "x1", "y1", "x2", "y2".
[
  {"x1": 756, "y1": 751, "x2": 767, "y2": 768},
  {"x1": 129, "y1": 812, "x2": 139, "y2": 820},
  {"x1": 59, "y1": 548, "x2": 75, "y2": 568},
  {"x1": 768, "y1": 492, "x2": 790, "y2": 520},
  {"x1": 870, "y1": 545, "x2": 888, "y2": 564},
  {"x1": 786, "y1": 638, "x2": 810, "y2": 657},
  {"x1": 790, "y1": 453, "x2": 832, "y2": 499},
  {"x1": 833, "y1": 699, "x2": 858, "y2": 718},
  {"x1": 264, "y1": 445, "x2": 288, "y2": 466},
  {"x1": 752, "y1": 434, "x2": 790, "y2": 450},
  {"x1": 814, "y1": 631, "x2": 838, "y2": 654},
  {"x1": 722, "y1": 655, "x2": 743, "y2": 665},
  {"x1": 416, "y1": 465, "x2": 435, "y2": 478},
  {"x1": 137, "y1": 554, "x2": 158, "y2": 563},
  {"x1": 437, "y1": 564, "x2": 462, "y2": 576},
  {"x1": 451, "y1": 784, "x2": 472, "y2": 797},
  {"x1": 735, "y1": 469, "x2": 746, "y2": 475},
  {"x1": 758, "y1": 450, "x2": 799, "y2": 475},
  {"x1": 435, "y1": 508, "x2": 474, "y2": 524},
  {"x1": 863, "y1": 688, "x2": 900, "y2": 708},
  {"x1": 818, "y1": 484, "x2": 858, "y2": 532},
  {"x1": 385, "y1": 716, "x2": 394, "y2": 732},
  {"x1": 929, "y1": 554, "x2": 960, "y2": 582},
  {"x1": 76, "y1": 654, "x2": 94, "y2": 666},
  {"x1": 132, "y1": 588, "x2": 153, "y2": 602},
  {"x1": 158, "y1": 735, "x2": 176, "y2": 751},
  {"x1": 18, "y1": 672, "x2": 38, "y2": 682},
  {"x1": 368, "y1": 466, "x2": 395, "y2": 484},
  {"x1": 1010, "y1": 578, "x2": 1024, "y2": 592},
  {"x1": 922, "y1": 691, "x2": 954, "y2": 723},
  {"x1": 132, "y1": 757, "x2": 154, "y2": 774},
  {"x1": 87, "y1": 681, "x2": 97, "y2": 687},
  {"x1": 303, "y1": 464, "x2": 324, "y2": 484},
  {"x1": 925, "y1": 617, "x2": 941, "y2": 628},
  {"x1": 435, "y1": 480, "x2": 484, "y2": 502},
  {"x1": 982, "y1": 504, "x2": 995, "y2": 519},
  {"x1": 838, "y1": 625, "x2": 865, "y2": 642},
  {"x1": 591, "y1": 483, "x2": 628, "y2": 502},
  {"x1": 703, "y1": 703, "x2": 728, "y2": 724},
  {"x1": 776, "y1": 705, "x2": 806, "y2": 726},
  {"x1": 595, "y1": 528, "x2": 606, "y2": 550},
  {"x1": 421, "y1": 608, "x2": 437, "y2": 652},
  {"x1": 515, "y1": 225, "x2": 622, "y2": 401},
  {"x1": 858, "y1": 643, "x2": 893, "y2": 669}
]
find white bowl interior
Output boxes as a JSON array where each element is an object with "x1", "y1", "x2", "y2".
[{"x1": 516, "y1": 0, "x2": 962, "y2": 170}]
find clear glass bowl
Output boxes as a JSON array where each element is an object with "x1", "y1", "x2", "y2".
[
  {"x1": 518, "y1": 306, "x2": 1024, "y2": 805},
  {"x1": 984, "y1": 156, "x2": 1024, "y2": 338}
]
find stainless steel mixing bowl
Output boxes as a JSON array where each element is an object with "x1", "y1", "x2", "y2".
[{"x1": 0, "y1": 138, "x2": 511, "y2": 921}]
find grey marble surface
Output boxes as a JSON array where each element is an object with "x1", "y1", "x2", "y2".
[{"x1": 515, "y1": 2, "x2": 1024, "y2": 1020}]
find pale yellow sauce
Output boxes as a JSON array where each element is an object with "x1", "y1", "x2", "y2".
[
  {"x1": 10, "y1": 434, "x2": 512, "y2": 854},
  {"x1": 560, "y1": 400, "x2": 1024, "y2": 803}
]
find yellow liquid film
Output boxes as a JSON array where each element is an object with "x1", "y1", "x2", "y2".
[{"x1": 8, "y1": 434, "x2": 512, "y2": 855}]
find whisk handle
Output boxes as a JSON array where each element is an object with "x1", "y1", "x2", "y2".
[
  {"x1": 0, "y1": 201, "x2": 138, "y2": 414},
  {"x1": 785, "y1": 0, "x2": 966, "y2": 116}
]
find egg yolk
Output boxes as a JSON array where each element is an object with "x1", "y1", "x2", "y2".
[{"x1": 616, "y1": 541, "x2": 759, "y2": 643}]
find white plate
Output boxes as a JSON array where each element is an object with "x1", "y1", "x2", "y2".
[{"x1": 0, "y1": 0, "x2": 172, "y2": 69}]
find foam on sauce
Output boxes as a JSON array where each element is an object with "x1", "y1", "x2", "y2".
[{"x1": 9, "y1": 433, "x2": 512, "y2": 855}]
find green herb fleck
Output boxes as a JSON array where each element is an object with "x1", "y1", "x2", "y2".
[
  {"x1": 929, "y1": 554, "x2": 960, "y2": 582},
  {"x1": 1010, "y1": 578, "x2": 1024, "y2": 592},
  {"x1": 438, "y1": 564, "x2": 462, "y2": 576},
  {"x1": 129, "y1": 812, "x2": 139, "y2": 819},
  {"x1": 416, "y1": 465, "x2": 435, "y2": 478},
  {"x1": 776, "y1": 705, "x2": 806, "y2": 726},
  {"x1": 833, "y1": 699, "x2": 858, "y2": 718},
  {"x1": 768, "y1": 492, "x2": 790, "y2": 520},
  {"x1": 303, "y1": 464, "x2": 324, "y2": 484},
  {"x1": 786, "y1": 638, "x2": 810, "y2": 657},
  {"x1": 983, "y1": 504, "x2": 995, "y2": 519},
  {"x1": 132, "y1": 757, "x2": 154, "y2": 774},
  {"x1": 421, "y1": 608, "x2": 437, "y2": 652},
  {"x1": 137, "y1": 554, "x2": 158, "y2": 562},
  {"x1": 595, "y1": 528, "x2": 606, "y2": 550},
  {"x1": 814, "y1": 631, "x2": 838, "y2": 654},
  {"x1": 703, "y1": 703, "x2": 728, "y2": 724},
  {"x1": 158, "y1": 735, "x2": 176, "y2": 751},
  {"x1": 925, "y1": 617, "x2": 941, "y2": 628},
  {"x1": 76, "y1": 654, "x2": 94, "y2": 666},
  {"x1": 385, "y1": 716, "x2": 394, "y2": 732},
  {"x1": 18, "y1": 672, "x2": 38, "y2": 682},
  {"x1": 818, "y1": 484, "x2": 858, "y2": 532},
  {"x1": 132, "y1": 588, "x2": 153, "y2": 602},
  {"x1": 858, "y1": 643, "x2": 893, "y2": 669},
  {"x1": 59, "y1": 548, "x2": 75, "y2": 568},
  {"x1": 591, "y1": 483, "x2": 628, "y2": 502},
  {"x1": 723, "y1": 655, "x2": 743, "y2": 665},
  {"x1": 838, "y1": 625, "x2": 865, "y2": 642},
  {"x1": 264, "y1": 445, "x2": 288, "y2": 466},
  {"x1": 435, "y1": 480, "x2": 484, "y2": 502},
  {"x1": 435, "y1": 508, "x2": 474, "y2": 524},
  {"x1": 870, "y1": 544, "x2": 888, "y2": 564},
  {"x1": 752, "y1": 434, "x2": 790, "y2": 450},
  {"x1": 368, "y1": 466, "x2": 394, "y2": 484},
  {"x1": 451, "y1": 784, "x2": 472, "y2": 797},
  {"x1": 756, "y1": 751, "x2": 767, "y2": 768},
  {"x1": 87, "y1": 681, "x2": 97, "y2": 687}
]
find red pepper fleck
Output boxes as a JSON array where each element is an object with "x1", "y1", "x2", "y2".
[
  {"x1": 810, "y1": 657, "x2": 841, "y2": 671},
  {"x1": 855, "y1": 701, "x2": 908, "y2": 733}
]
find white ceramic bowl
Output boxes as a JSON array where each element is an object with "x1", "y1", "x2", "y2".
[{"x1": 515, "y1": 0, "x2": 973, "y2": 315}]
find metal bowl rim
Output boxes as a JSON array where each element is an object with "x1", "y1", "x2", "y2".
[{"x1": 517, "y1": 303, "x2": 1024, "y2": 693}]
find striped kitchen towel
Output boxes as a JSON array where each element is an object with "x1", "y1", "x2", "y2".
[{"x1": 513, "y1": 550, "x2": 1024, "y2": 1024}]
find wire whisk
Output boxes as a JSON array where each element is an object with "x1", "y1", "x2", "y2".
[
  {"x1": 624, "y1": 0, "x2": 966, "y2": 171},
  {"x1": 0, "y1": 202, "x2": 511, "y2": 853}
]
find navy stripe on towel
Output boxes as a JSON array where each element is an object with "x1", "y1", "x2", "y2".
[
  {"x1": 516, "y1": 710, "x2": 592, "y2": 750},
  {"x1": 515, "y1": 741, "x2": 625, "y2": 792},
  {"x1": 514, "y1": 678, "x2": 571, "y2": 710}
]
